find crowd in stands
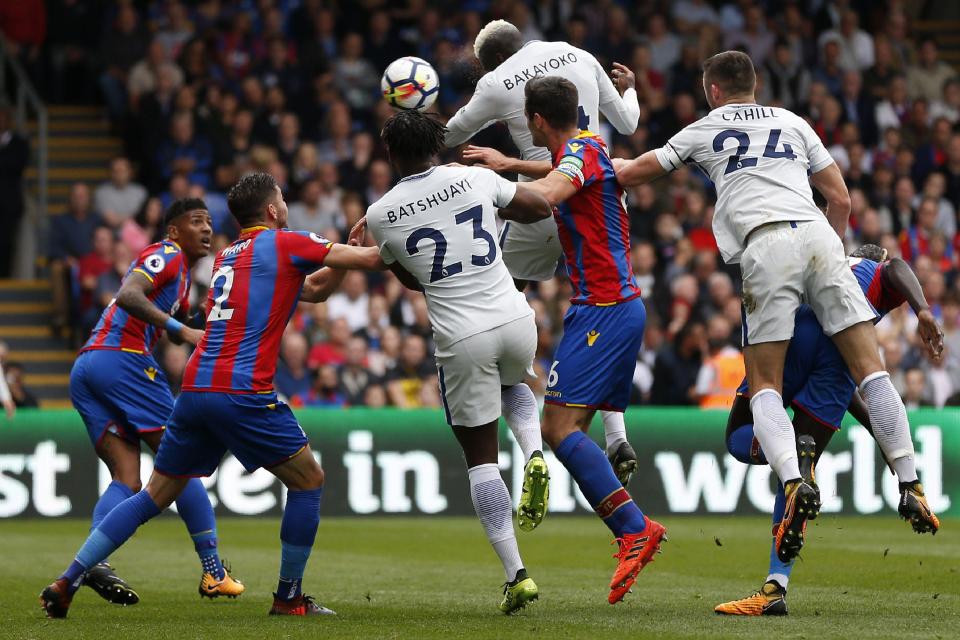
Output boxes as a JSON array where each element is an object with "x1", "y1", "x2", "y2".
[{"x1": 4, "y1": 0, "x2": 960, "y2": 409}]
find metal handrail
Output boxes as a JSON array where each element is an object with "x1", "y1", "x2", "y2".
[{"x1": 0, "y1": 34, "x2": 47, "y2": 276}]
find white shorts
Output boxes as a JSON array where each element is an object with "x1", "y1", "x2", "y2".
[
  {"x1": 498, "y1": 216, "x2": 563, "y2": 282},
  {"x1": 434, "y1": 314, "x2": 537, "y2": 426},
  {"x1": 739, "y1": 219, "x2": 876, "y2": 345}
]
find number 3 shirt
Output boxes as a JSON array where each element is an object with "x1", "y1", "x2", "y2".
[
  {"x1": 654, "y1": 103, "x2": 835, "y2": 264},
  {"x1": 182, "y1": 226, "x2": 331, "y2": 393},
  {"x1": 366, "y1": 165, "x2": 532, "y2": 350}
]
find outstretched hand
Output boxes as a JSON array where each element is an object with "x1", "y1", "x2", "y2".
[
  {"x1": 611, "y1": 62, "x2": 636, "y2": 94},
  {"x1": 916, "y1": 309, "x2": 944, "y2": 361},
  {"x1": 462, "y1": 145, "x2": 511, "y2": 172},
  {"x1": 348, "y1": 217, "x2": 368, "y2": 247}
]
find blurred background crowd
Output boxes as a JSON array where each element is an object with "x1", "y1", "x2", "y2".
[{"x1": 2, "y1": 0, "x2": 960, "y2": 410}]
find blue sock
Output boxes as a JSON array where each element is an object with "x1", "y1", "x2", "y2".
[
  {"x1": 61, "y1": 491, "x2": 161, "y2": 593},
  {"x1": 554, "y1": 431, "x2": 646, "y2": 537},
  {"x1": 91, "y1": 480, "x2": 135, "y2": 531},
  {"x1": 727, "y1": 423, "x2": 768, "y2": 465},
  {"x1": 176, "y1": 479, "x2": 224, "y2": 579},
  {"x1": 277, "y1": 488, "x2": 322, "y2": 601},
  {"x1": 767, "y1": 482, "x2": 794, "y2": 587}
]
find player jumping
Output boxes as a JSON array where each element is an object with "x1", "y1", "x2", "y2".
[
  {"x1": 446, "y1": 19, "x2": 643, "y2": 487},
  {"x1": 499, "y1": 76, "x2": 666, "y2": 605},
  {"x1": 68, "y1": 198, "x2": 243, "y2": 605},
  {"x1": 365, "y1": 109, "x2": 553, "y2": 613},
  {"x1": 40, "y1": 174, "x2": 383, "y2": 618},
  {"x1": 716, "y1": 245, "x2": 942, "y2": 616},
  {"x1": 614, "y1": 51, "x2": 934, "y2": 564}
]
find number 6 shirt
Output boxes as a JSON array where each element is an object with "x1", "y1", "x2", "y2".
[
  {"x1": 182, "y1": 226, "x2": 332, "y2": 393},
  {"x1": 653, "y1": 103, "x2": 835, "y2": 264},
  {"x1": 365, "y1": 165, "x2": 532, "y2": 350}
]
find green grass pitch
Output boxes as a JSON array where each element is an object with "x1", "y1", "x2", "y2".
[{"x1": 1, "y1": 515, "x2": 956, "y2": 639}]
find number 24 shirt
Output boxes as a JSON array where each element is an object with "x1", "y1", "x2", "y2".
[{"x1": 654, "y1": 103, "x2": 835, "y2": 264}]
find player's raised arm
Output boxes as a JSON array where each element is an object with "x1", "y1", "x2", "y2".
[
  {"x1": 462, "y1": 145, "x2": 553, "y2": 179},
  {"x1": 597, "y1": 61, "x2": 641, "y2": 135},
  {"x1": 613, "y1": 151, "x2": 669, "y2": 187},
  {"x1": 116, "y1": 271, "x2": 203, "y2": 346},
  {"x1": 809, "y1": 162, "x2": 851, "y2": 238},
  {"x1": 882, "y1": 257, "x2": 944, "y2": 360}
]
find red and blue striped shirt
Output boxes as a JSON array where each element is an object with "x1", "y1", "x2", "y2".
[
  {"x1": 850, "y1": 257, "x2": 906, "y2": 319},
  {"x1": 82, "y1": 240, "x2": 191, "y2": 355},
  {"x1": 551, "y1": 131, "x2": 641, "y2": 305},
  {"x1": 182, "y1": 226, "x2": 332, "y2": 394}
]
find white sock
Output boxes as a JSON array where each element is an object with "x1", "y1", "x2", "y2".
[
  {"x1": 750, "y1": 389, "x2": 801, "y2": 483},
  {"x1": 766, "y1": 572, "x2": 790, "y2": 590},
  {"x1": 468, "y1": 464, "x2": 524, "y2": 581},
  {"x1": 602, "y1": 411, "x2": 627, "y2": 455},
  {"x1": 501, "y1": 383, "x2": 541, "y2": 462},
  {"x1": 860, "y1": 371, "x2": 918, "y2": 483}
]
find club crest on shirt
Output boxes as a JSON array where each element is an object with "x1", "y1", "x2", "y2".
[
  {"x1": 144, "y1": 367, "x2": 158, "y2": 381},
  {"x1": 145, "y1": 255, "x2": 166, "y2": 273},
  {"x1": 567, "y1": 142, "x2": 582, "y2": 153},
  {"x1": 587, "y1": 330, "x2": 600, "y2": 346}
]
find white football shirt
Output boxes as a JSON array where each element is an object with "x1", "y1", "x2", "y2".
[
  {"x1": 445, "y1": 40, "x2": 640, "y2": 160},
  {"x1": 366, "y1": 165, "x2": 533, "y2": 349},
  {"x1": 654, "y1": 103, "x2": 835, "y2": 264}
]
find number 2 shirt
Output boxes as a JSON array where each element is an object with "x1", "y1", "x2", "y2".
[
  {"x1": 654, "y1": 103, "x2": 835, "y2": 264},
  {"x1": 366, "y1": 165, "x2": 532, "y2": 350},
  {"x1": 182, "y1": 226, "x2": 331, "y2": 393}
]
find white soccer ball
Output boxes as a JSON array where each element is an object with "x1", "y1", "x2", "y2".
[{"x1": 381, "y1": 56, "x2": 439, "y2": 111}]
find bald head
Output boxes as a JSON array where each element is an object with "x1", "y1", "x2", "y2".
[{"x1": 474, "y1": 20, "x2": 522, "y2": 71}]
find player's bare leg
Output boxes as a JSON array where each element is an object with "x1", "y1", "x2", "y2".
[
  {"x1": 541, "y1": 405, "x2": 665, "y2": 604},
  {"x1": 744, "y1": 341, "x2": 820, "y2": 562},
  {"x1": 831, "y1": 322, "x2": 939, "y2": 533},
  {"x1": 266, "y1": 445, "x2": 336, "y2": 616},
  {"x1": 451, "y1": 421, "x2": 538, "y2": 613}
]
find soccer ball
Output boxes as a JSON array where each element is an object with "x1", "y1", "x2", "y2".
[{"x1": 381, "y1": 57, "x2": 439, "y2": 111}]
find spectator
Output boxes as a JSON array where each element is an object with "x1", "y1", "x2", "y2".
[
  {"x1": 385, "y1": 335, "x2": 439, "y2": 409},
  {"x1": 0, "y1": 104, "x2": 29, "y2": 277},
  {"x1": 650, "y1": 320, "x2": 706, "y2": 405},
  {"x1": 309, "y1": 317, "x2": 351, "y2": 369},
  {"x1": 304, "y1": 365, "x2": 347, "y2": 407},
  {"x1": 839, "y1": 71, "x2": 878, "y2": 147},
  {"x1": 365, "y1": 159, "x2": 392, "y2": 207},
  {"x1": 817, "y1": 9, "x2": 874, "y2": 71},
  {"x1": 287, "y1": 178, "x2": 338, "y2": 235},
  {"x1": 94, "y1": 157, "x2": 149, "y2": 228},
  {"x1": 763, "y1": 38, "x2": 811, "y2": 111},
  {"x1": 902, "y1": 367, "x2": 931, "y2": 409},
  {"x1": 155, "y1": 111, "x2": 214, "y2": 188},
  {"x1": 49, "y1": 182, "x2": 102, "y2": 333},
  {"x1": 92, "y1": 243, "x2": 132, "y2": 313},
  {"x1": 644, "y1": 15, "x2": 681, "y2": 74},
  {"x1": 724, "y1": 5, "x2": 775, "y2": 67},
  {"x1": 327, "y1": 271, "x2": 370, "y2": 333},
  {"x1": 333, "y1": 32, "x2": 379, "y2": 111},
  {"x1": 694, "y1": 316, "x2": 745, "y2": 409},
  {"x1": 77, "y1": 227, "x2": 115, "y2": 330},
  {"x1": 864, "y1": 35, "x2": 901, "y2": 101},
  {"x1": 127, "y1": 38, "x2": 184, "y2": 109},
  {"x1": 97, "y1": 6, "x2": 147, "y2": 119},
  {"x1": 277, "y1": 332, "x2": 313, "y2": 402},
  {"x1": 930, "y1": 78, "x2": 960, "y2": 125},
  {"x1": 339, "y1": 336, "x2": 380, "y2": 406},
  {"x1": 875, "y1": 75, "x2": 911, "y2": 132},
  {"x1": 3, "y1": 362, "x2": 38, "y2": 409},
  {"x1": 907, "y1": 38, "x2": 957, "y2": 103},
  {"x1": 900, "y1": 198, "x2": 945, "y2": 263}
]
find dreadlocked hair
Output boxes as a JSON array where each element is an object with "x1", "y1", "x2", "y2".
[{"x1": 381, "y1": 109, "x2": 447, "y2": 164}]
